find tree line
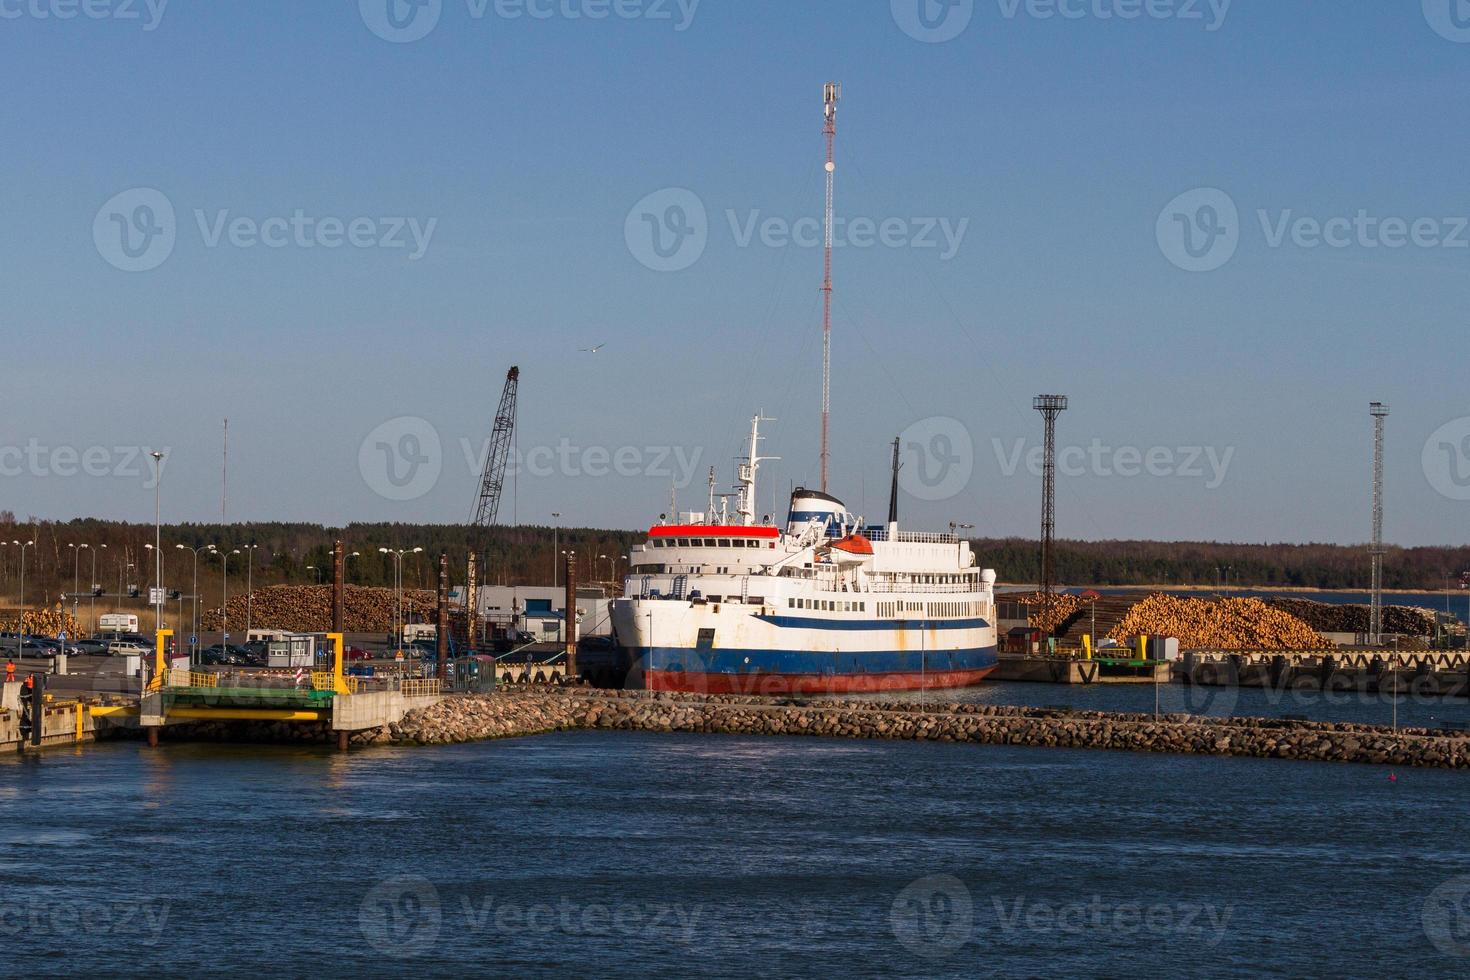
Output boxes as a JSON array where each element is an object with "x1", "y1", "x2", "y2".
[{"x1": 0, "y1": 514, "x2": 1464, "y2": 611}]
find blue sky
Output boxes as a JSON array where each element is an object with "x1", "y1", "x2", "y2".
[{"x1": 3, "y1": 1, "x2": 1470, "y2": 546}]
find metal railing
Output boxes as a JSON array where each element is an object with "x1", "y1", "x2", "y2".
[
  {"x1": 399, "y1": 679, "x2": 441, "y2": 697},
  {"x1": 864, "y1": 529, "x2": 958, "y2": 544},
  {"x1": 310, "y1": 672, "x2": 360, "y2": 694},
  {"x1": 166, "y1": 668, "x2": 219, "y2": 689}
]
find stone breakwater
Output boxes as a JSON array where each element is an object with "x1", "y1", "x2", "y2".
[{"x1": 379, "y1": 689, "x2": 1470, "y2": 769}]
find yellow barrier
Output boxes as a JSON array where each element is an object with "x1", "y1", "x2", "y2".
[
  {"x1": 400, "y1": 679, "x2": 441, "y2": 698},
  {"x1": 311, "y1": 672, "x2": 359, "y2": 695}
]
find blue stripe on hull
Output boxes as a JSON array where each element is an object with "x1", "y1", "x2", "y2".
[{"x1": 636, "y1": 645, "x2": 999, "y2": 677}]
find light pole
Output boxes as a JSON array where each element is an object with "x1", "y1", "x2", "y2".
[
  {"x1": 211, "y1": 547, "x2": 241, "y2": 648},
  {"x1": 306, "y1": 565, "x2": 322, "y2": 585},
  {"x1": 177, "y1": 544, "x2": 207, "y2": 654},
  {"x1": 152, "y1": 451, "x2": 164, "y2": 635},
  {"x1": 345, "y1": 551, "x2": 361, "y2": 585},
  {"x1": 69, "y1": 543, "x2": 89, "y2": 620},
  {"x1": 244, "y1": 543, "x2": 259, "y2": 639},
  {"x1": 90, "y1": 544, "x2": 105, "y2": 633},
  {"x1": 15, "y1": 539, "x2": 33, "y2": 632},
  {"x1": 552, "y1": 514, "x2": 562, "y2": 588},
  {"x1": 144, "y1": 544, "x2": 158, "y2": 630},
  {"x1": 378, "y1": 547, "x2": 423, "y2": 653}
]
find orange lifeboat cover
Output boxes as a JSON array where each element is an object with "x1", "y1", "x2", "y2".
[{"x1": 831, "y1": 534, "x2": 875, "y2": 556}]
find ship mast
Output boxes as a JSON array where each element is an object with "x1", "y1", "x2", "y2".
[
  {"x1": 738, "y1": 414, "x2": 780, "y2": 526},
  {"x1": 820, "y1": 81, "x2": 840, "y2": 494}
]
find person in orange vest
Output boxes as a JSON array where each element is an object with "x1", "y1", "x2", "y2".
[{"x1": 4, "y1": 659, "x2": 14, "y2": 683}]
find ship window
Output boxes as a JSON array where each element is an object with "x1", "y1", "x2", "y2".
[{"x1": 676, "y1": 538, "x2": 690, "y2": 547}]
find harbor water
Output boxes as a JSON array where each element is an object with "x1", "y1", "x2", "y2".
[{"x1": 4, "y1": 732, "x2": 1470, "y2": 977}]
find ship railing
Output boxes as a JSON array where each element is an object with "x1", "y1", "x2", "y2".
[
  {"x1": 863, "y1": 529, "x2": 959, "y2": 544},
  {"x1": 862, "y1": 582, "x2": 990, "y2": 595}
]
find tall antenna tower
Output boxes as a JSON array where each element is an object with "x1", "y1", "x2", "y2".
[
  {"x1": 820, "y1": 81, "x2": 840, "y2": 493},
  {"x1": 1370, "y1": 401, "x2": 1389, "y2": 645},
  {"x1": 1034, "y1": 395, "x2": 1068, "y2": 628}
]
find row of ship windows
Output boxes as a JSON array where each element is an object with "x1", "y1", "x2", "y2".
[
  {"x1": 789, "y1": 598, "x2": 866, "y2": 613},
  {"x1": 872, "y1": 601, "x2": 985, "y2": 618},
  {"x1": 878, "y1": 573, "x2": 977, "y2": 585},
  {"x1": 651, "y1": 538, "x2": 777, "y2": 549}
]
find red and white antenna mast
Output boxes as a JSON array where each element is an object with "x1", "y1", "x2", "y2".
[{"x1": 820, "y1": 80, "x2": 840, "y2": 493}]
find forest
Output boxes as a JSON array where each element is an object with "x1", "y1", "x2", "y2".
[{"x1": 0, "y1": 513, "x2": 1464, "y2": 609}]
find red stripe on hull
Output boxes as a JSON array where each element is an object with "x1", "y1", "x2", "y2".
[{"x1": 643, "y1": 667, "x2": 995, "y2": 696}]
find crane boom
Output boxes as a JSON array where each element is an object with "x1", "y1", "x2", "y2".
[{"x1": 471, "y1": 366, "x2": 520, "y2": 528}]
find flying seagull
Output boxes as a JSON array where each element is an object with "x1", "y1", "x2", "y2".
[{"x1": 579, "y1": 343, "x2": 606, "y2": 353}]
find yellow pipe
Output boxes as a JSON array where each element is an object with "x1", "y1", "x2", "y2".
[
  {"x1": 75, "y1": 702, "x2": 83, "y2": 742},
  {"x1": 166, "y1": 708, "x2": 323, "y2": 722},
  {"x1": 90, "y1": 705, "x2": 138, "y2": 718}
]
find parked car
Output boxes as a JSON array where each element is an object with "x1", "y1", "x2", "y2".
[
  {"x1": 74, "y1": 639, "x2": 111, "y2": 655},
  {"x1": 104, "y1": 640, "x2": 151, "y2": 657},
  {"x1": 344, "y1": 646, "x2": 373, "y2": 662},
  {"x1": 1, "y1": 637, "x2": 52, "y2": 659},
  {"x1": 198, "y1": 644, "x2": 250, "y2": 666}
]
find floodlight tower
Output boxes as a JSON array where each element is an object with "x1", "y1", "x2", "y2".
[
  {"x1": 819, "y1": 81, "x2": 840, "y2": 493},
  {"x1": 1034, "y1": 395, "x2": 1069, "y2": 627},
  {"x1": 1370, "y1": 401, "x2": 1389, "y2": 645}
]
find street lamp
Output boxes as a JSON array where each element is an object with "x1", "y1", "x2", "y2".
[
  {"x1": 177, "y1": 544, "x2": 208, "y2": 654},
  {"x1": 378, "y1": 547, "x2": 423, "y2": 653},
  {"x1": 210, "y1": 546, "x2": 241, "y2": 648},
  {"x1": 306, "y1": 565, "x2": 322, "y2": 585},
  {"x1": 68, "y1": 543, "x2": 90, "y2": 619},
  {"x1": 144, "y1": 543, "x2": 158, "y2": 630},
  {"x1": 345, "y1": 551, "x2": 361, "y2": 585},
  {"x1": 151, "y1": 451, "x2": 165, "y2": 634},
  {"x1": 244, "y1": 543, "x2": 260, "y2": 639},
  {"x1": 90, "y1": 543, "x2": 106, "y2": 633},
  {"x1": 14, "y1": 540, "x2": 33, "y2": 632}
]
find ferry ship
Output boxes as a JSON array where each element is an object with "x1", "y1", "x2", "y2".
[
  {"x1": 609, "y1": 83, "x2": 998, "y2": 693},
  {"x1": 610, "y1": 417, "x2": 1000, "y2": 694}
]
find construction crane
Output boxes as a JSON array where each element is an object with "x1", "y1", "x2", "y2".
[{"x1": 471, "y1": 366, "x2": 520, "y2": 528}]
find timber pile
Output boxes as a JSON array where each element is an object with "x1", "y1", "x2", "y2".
[
  {"x1": 1012, "y1": 591, "x2": 1087, "y2": 634},
  {"x1": 0, "y1": 606, "x2": 85, "y2": 638},
  {"x1": 1265, "y1": 598, "x2": 1437, "y2": 637},
  {"x1": 1108, "y1": 594, "x2": 1327, "y2": 649},
  {"x1": 199, "y1": 585, "x2": 436, "y2": 633}
]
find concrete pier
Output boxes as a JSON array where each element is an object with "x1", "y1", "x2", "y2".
[{"x1": 994, "y1": 655, "x2": 1171, "y2": 685}]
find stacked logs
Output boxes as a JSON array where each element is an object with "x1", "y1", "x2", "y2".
[
  {"x1": 0, "y1": 606, "x2": 86, "y2": 638},
  {"x1": 1266, "y1": 598, "x2": 1437, "y2": 637},
  {"x1": 1012, "y1": 591, "x2": 1087, "y2": 634},
  {"x1": 1108, "y1": 594, "x2": 1327, "y2": 649},
  {"x1": 198, "y1": 585, "x2": 436, "y2": 633}
]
